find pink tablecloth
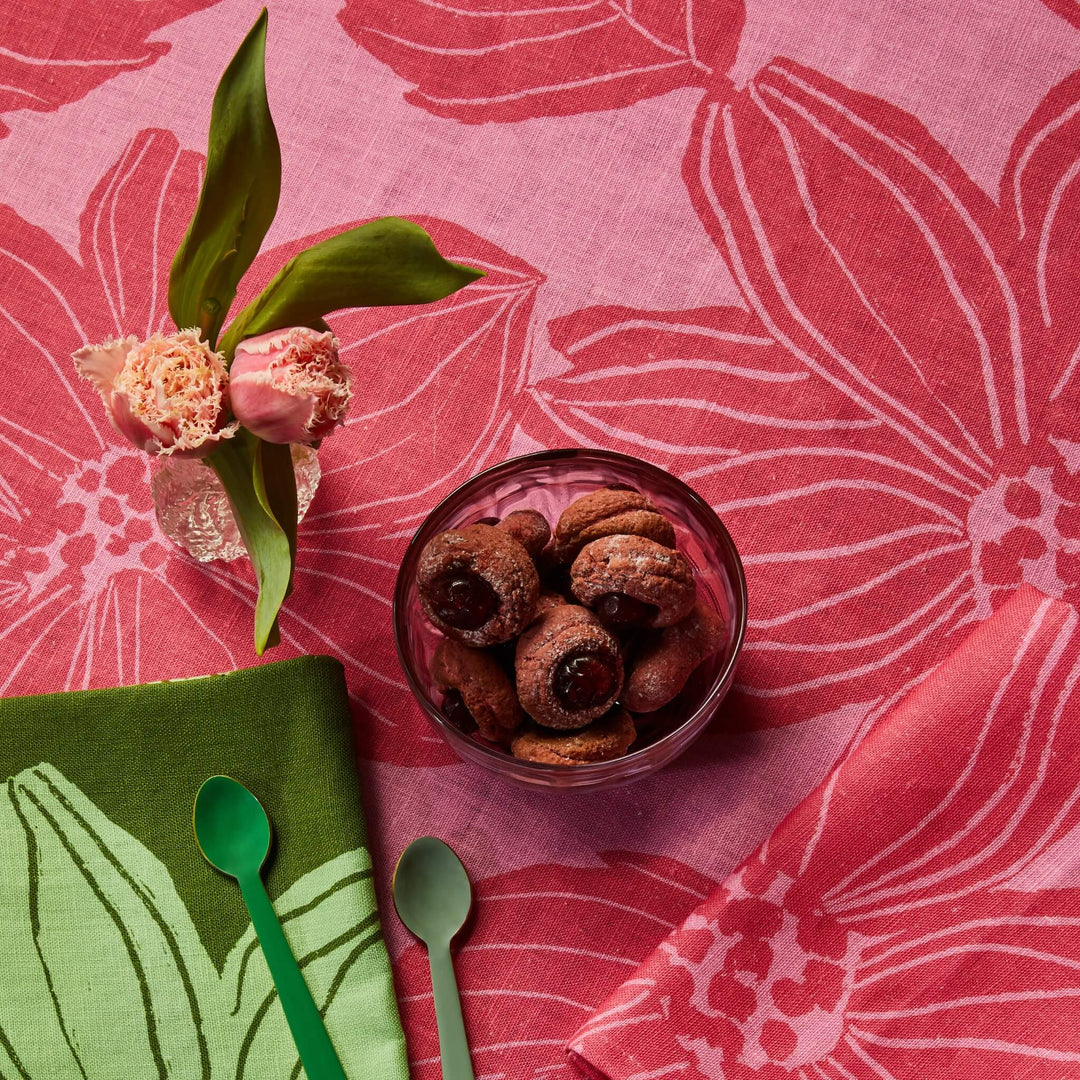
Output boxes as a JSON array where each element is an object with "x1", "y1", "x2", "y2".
[{"x1": 1, "y1": 0, "x2": 1078, "y2": 1076}]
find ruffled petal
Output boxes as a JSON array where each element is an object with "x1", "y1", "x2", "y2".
[{"x1": 72, "y1": 337, "x2": 136, "y2": 397}]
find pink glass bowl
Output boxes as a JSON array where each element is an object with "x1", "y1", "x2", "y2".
[{"x1": 393, "y1": 450, "x2": 747, "y2": 789}]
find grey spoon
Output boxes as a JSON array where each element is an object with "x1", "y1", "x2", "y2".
[{"x1": 393, "y1": 837, "x2": 475, "y2": 1080}]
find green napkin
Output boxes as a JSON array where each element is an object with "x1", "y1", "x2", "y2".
[{"x1": 0, "y1": 656, "x2": 408, "y2": 1079}]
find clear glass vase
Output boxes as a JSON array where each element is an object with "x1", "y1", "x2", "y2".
[{"x1": 151, "y1": 444, "x2": 321, "y2": 562}]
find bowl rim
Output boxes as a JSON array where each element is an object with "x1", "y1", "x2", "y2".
[{"x1": 392, "y1": 448, "x2": 748, "y2": 776}]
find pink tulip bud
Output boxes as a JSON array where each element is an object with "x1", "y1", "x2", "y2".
[
  {"x1": 229, "y1": 327, "x2": 352, "y2": 444},
  {"x1": 73, "y1": 329, "x2": 237, "y2": 457}
]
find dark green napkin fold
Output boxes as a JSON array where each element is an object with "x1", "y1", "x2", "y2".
[{"x1": 0, "y1": 656, "x2": 408, "y2": 1079}]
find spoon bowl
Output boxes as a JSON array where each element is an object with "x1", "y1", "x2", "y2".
[
  {"x1": 394, "y1": 836, "x2": 472, "y2": 945},
  {"x1": 193, "y1": 775, "x2": 271, "y2": 878}
]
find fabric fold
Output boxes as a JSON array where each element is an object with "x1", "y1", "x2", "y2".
[{"x1": 568, "y1": 585, "x2": 1080, "y2": 1079}]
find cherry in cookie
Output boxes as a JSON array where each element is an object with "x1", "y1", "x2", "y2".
[
  {"x1": 440, "y1": 689, "x2": 478, "y2": 733},
  {"x1": 510, "y1": 707, "x2": 636, "y2": 765},
  {"x1": 417, "y1": 523, "x2": 539, "y2": 646},
  {"x1": 431, "y1": 638, "x2": 523, "y2": 745},
  {"x1": 623, "y1": 602, "x2": 725, "y2": 713},
  {"x1": 515, "y1": 604, "x2": 624, "y2": 729},
  {"x1": 427, "y1": 574, "x2": 499, "y2": 630},
  {"x1": 553, "y1": 487, "x2": 676, "y2": 561},
  {"x1": 571, "y1": 534, "x2": 696, "y2": 628}
]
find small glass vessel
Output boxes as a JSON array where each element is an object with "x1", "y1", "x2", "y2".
[{"x1": 151, "y1": 445, "x2": 321, "y2": 562}]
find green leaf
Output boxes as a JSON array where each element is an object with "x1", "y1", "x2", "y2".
[
  {"x1": 209, "y1": 432, "x2": 292, "y2": 654},
  {"x1": 0, "y1": 765, "x2": 409, "y2": 1078},
  {"x1": 0, "y1": 764, "x2": 225, "y2": 1077},
  {"x1": 253, "y1": 440, "x2": 298, "y2": 599},
  {"x1": 218, "y1": 217, "x2": 484, "y2": 359},
  {"x1": 168, "y1": 9, "x2": 281, "y2": 346}
]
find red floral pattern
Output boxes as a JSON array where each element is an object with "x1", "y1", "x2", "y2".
[
  {"x1": 0, "y1": 128, "x2": 536, "y2": 765},
  {"x1": 0, "y1": 0, "x2": 219, "y2": 137},
  {"x1": 1001, "y1": 68, "x2": 1080, "y2": 387},
  {"x1": 0, "y1": 129, "x2": 210, "y2": 690},
  {"x1": 527, "y1": 61, "x2": 1080, "y2": 728},
  {"x1": 571, "y1": 586, "x2": 1080, "y2": 1078},
  {"x1": 1041, "y1": 0, "x2": 1080, "y2": 30},
  {"x1": 337, "y1": 0, "x2": 744, "y2": 122},
  {"x1": 2, "y1": 5, "x2": 1080, "y2": 1078}
]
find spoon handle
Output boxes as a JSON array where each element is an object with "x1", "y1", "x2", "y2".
[
  {"x1": 239, "y1": 872, "x2": 348, "y2": 1080},
  {"x1": 428, "y1": 944, "x2": 475, "y2": 1080}
]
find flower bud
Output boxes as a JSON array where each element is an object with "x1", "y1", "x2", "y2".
[
  {"x1": 73, "y1": 329, "x2": 236, "y2": 457},
  {"x1": 229, "y1": 327, "x2": 351, "y2": 444}
]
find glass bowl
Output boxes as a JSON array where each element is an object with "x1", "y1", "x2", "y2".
[{"x1": 392, "y1": 449, "x2": 747, "y2": 789}]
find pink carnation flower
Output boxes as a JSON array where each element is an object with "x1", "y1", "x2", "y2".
[
  {"x1": 73, "y1": 329, "x2": 237, "y2": 457},
  {"x1": 229, "y1": 327, "x2": 352, "y2": 444}
]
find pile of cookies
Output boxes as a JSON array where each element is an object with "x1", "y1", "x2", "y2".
[{"x1": 415, "y1": 486, "x2": 725, "y2": 765}]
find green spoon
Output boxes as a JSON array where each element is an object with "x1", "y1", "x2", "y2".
[
  {"x1": 193, "y1": 776, "x2": 347, "y2": 1080},
  {"x1": 393, "y1": 837, "x2": 475, "y2": 1080}
]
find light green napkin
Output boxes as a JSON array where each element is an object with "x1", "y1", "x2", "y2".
[{"x1": 0, "y1": 656, "x2": 408, "y2": 1079}]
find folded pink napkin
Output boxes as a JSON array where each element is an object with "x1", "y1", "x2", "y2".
[{"x1": 569, "y1": 584, "x2": 1080, "y2": 1079}]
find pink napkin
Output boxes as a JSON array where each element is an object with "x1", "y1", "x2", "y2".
[{"x1": 568, "y1": 584, "x2": 1080, "y2": 1079}]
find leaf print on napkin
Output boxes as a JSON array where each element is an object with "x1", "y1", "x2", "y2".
[
  {"x1": 0, "y1": 763, "x2": 221, "y2": 1077},
  {"x1": 224, "y1": 851, "x2": 406, "y2": 1079},
  {"x1": 0, "y1": 0, "x2": 221, "y2": 138},
  {"x1": 337, "y1": 0, "x2": 744, "y2": 123},
  {"x1": 0, "y1": 764, "x2": 403, "y2": 1078}
]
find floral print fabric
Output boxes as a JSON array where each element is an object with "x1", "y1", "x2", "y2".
[
  {"x1": 570, "y1": 585, "x2": 1080, "y2": 1077},
  {"x1": 1, "y1": 0, "x2": 1078, "y2": 1076}
]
